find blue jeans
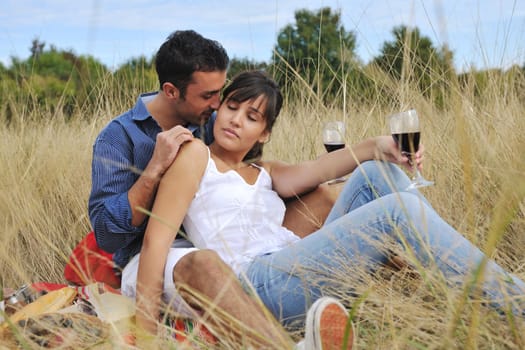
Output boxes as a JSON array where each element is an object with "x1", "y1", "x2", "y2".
[{"x1": 243, "y1": 161, "x2": 525, "y2": 328}]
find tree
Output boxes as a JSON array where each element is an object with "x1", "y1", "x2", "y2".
[
  {"x1": 372, "y1": 26, "x2": 454, "y2": 106},
  {"x1": 6, "y1": 43, "x2": 109, "y2": 119},
  {"x1": 0, "y1": 61, "x2": 6, "y2": 75},
  {"x1": 272, "y1": 7, "x2": 357, "y2": 101},
  {"x1": 113, "y1": 55, "x2": 157, "y2": 103},
  {"x1": 228, "y1": 57, "x2": 268, "y2": 80},
  {"x1": 30, "y1": 38, "x2": 45, "y2": 59},
  {"x1": 120, "y1": 55, "x2": 154, "y2": 72}
]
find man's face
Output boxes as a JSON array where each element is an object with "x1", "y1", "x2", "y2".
[{"x1": 175, "y1": 70, "x2": 227, "y2": 126}]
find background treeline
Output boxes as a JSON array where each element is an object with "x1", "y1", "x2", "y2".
[{"x1": 1, "y1": 7, "x2": 524, "y2": 123}]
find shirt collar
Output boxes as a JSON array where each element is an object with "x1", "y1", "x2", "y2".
[
  {"x1": 186, "y1": 124, "x2": 199, "y2": 133},
  {"x1": 132, "y1": 92, "x2": 158, "y2": 122},
  {"x1": 132, "y1": 91, "x2": 201, "y2": 132}
]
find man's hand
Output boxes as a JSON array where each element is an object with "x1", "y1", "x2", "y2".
[{"x1": 147, "y1": 126, "x2": 194, "y2": 180}]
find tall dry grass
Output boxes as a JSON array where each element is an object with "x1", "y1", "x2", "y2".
[
  {"x1": 1, "y1": 63, "x2": 524, "y2": 348},
  {"x1": 265, "y1": 65, "x2": 525, "y2": 349}
]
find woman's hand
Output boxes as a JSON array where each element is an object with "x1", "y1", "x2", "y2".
[{"x1": 374, "y1": 136, "x2": 425, "y2": 172}]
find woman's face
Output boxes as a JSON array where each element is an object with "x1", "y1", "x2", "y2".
[{"x1": 214, "y1": 94, "x2": 270, "y2": 153}]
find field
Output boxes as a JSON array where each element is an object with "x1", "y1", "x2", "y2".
[{"x1": 1, "y1": 67, "x2": 524, "y2": 348}]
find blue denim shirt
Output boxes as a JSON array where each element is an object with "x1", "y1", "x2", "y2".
[{"x1": 88, "y1": 92, "x2": 215, "y2": 268}]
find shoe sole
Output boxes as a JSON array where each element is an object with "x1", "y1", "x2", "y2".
[{"x1": 305, "y1": 297, "x2": 355, "y2": 350}]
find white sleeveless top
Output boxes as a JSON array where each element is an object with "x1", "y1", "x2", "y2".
[{"x1": 182, "y1": 149, "x2": 300, "y2": 275}]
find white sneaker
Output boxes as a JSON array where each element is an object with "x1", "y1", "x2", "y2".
[{"x1": 303, "y1": 297, "x2": 355, "y2": 350}]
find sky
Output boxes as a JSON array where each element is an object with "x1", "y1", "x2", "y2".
[{"x1": 1, "y1": 0, "x2": 524, "y2": 72}]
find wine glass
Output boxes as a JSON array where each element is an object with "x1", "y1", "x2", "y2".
[
  {"x1": 322, "y1": 121, "x2": 347, "y2": 184},
  {"x1": 388, "y1": 109, "x2": 434, "y2": 190}
]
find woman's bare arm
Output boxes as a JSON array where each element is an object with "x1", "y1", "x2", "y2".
[
  {"x1": 269, "y1": 136, "x2": 415, "y2": 198},
  {"x1": 135, "y1": 139, "x2": 208, "y2": 335}
]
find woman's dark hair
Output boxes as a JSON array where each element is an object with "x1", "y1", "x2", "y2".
[
  {"x1": 155, "y1": 30, "x2": 229, "y2": 97},
  {"x1": 222, "y1": 70, "x2": 283, "y2": 161}
]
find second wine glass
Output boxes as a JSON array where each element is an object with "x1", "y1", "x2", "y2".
[
  {"x1": 322, "y1": 121, "x2": 347, "y2": 184},
  {"x1": 388, "y1": 109, "x2": 434, "y2": 190}
]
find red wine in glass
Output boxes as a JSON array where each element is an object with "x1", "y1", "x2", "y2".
[
  {"x1": 388, "y1": 110, "x2": 433, "y2": 189},
  {"x1": 324, "y1": 142, "x2": 346, "y2": 153},
  {"x1": 322, "y1": 121, "x2": 347, "y2": 184},
  {"x1": 391, "y1": 132, "x2": 420, "y2": 157}
]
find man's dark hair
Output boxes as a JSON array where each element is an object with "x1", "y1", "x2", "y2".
[{"x1": 155, "y1": 30, "x2": 229, "y2": 97}]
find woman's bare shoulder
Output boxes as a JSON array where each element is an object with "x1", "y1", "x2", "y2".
[
  {"x1": 176, "y1": 138, "x2": 208, "y2": 162},
  {"x1": 259, "y1": 159, "x2": 290, "y2": 175},
  {"x1": 164, "y1": 139, "x2": 208, "y2": 179}
]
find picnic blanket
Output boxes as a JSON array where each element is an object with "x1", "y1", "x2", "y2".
[
  {"x1": 1, "y1": 282, "x2": 217, "y2": 348},
  {"x1": 1, "y1": 231, "x2": 218, "y2": 348}
]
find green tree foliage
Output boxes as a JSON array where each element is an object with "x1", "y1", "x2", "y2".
[
  {"x1": 0, "y1": 62, "x2": 10, "y2": 122},
  {"x1": 228, "y1": 57, "x2": 268, "y2": 81},
  {"x1": 30, "y1": 38, "x2": 45, "y2": 59},
  {"x1": 4, "y1": 38, "x2": 110, "y2": 120},
  {"x1": 458, "y1": 65, "x2": 525, "y2": 105},
  {"x1": 113, "y1": 55, "x2": 157, "y2": 105},
  {"x1": 2, "y1": 16, "x2": 521, "y2": 123},
  {"x1": 272, "y1": 7, "x2": 357, "y2": 101},
  {"x1": 371, "y1": 26, "x2": 454, "y2": 107}
]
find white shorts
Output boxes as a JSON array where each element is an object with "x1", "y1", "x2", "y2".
[{"x1": 121, "y1": 241, "x2": 198, "y2": 317}]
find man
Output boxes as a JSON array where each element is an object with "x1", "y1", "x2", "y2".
[{"x1": 89, "y1": 30, "x2": 345, "y2": 348}]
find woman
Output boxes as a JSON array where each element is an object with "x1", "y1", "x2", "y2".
[{"x1": 136, "y1": 70, "x2": 524, "y2": 335}]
